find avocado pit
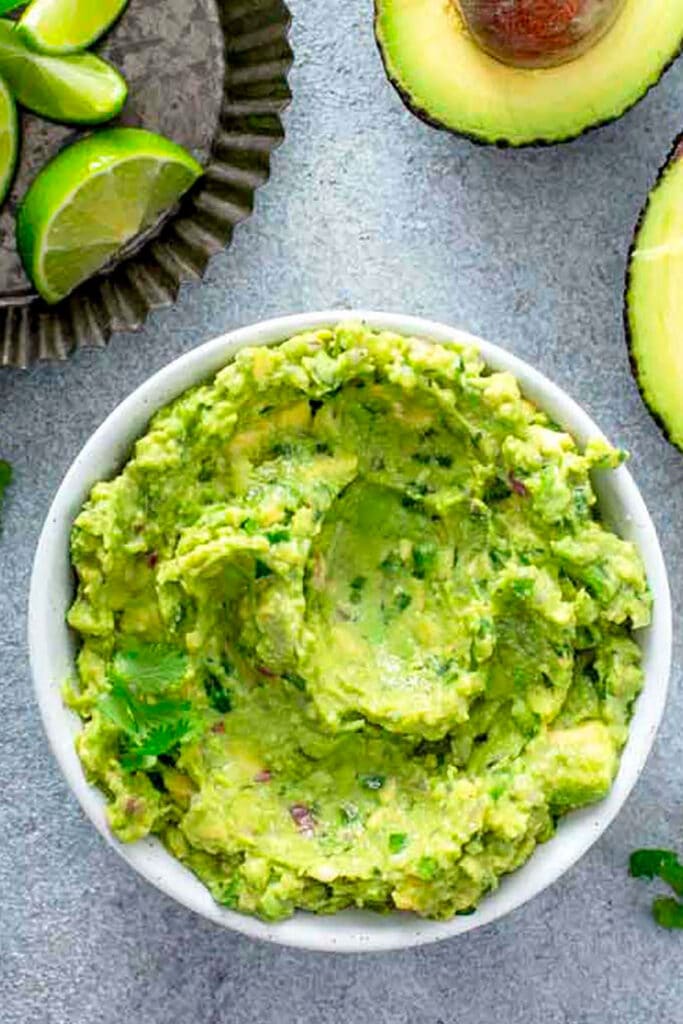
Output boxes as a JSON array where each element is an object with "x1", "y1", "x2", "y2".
[{"x1": 456, "y1": 0, "x2": 626, "y2": 68}]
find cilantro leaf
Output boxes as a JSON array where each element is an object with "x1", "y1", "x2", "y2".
[
  {"x1": 389, "y1": 832, "x2": 408, "y2": 854},
  {"x1": 205, "y1": 677, "x2": 232, "y2": 713},
  {"x1": 417, "y1": 856, "x2": 437, "y2": 880},
  {"x1": 653, "y1": 897, "x2": 683, "y2": 930},
  {"x1": 0, "y1": 460, "x2": 12, "y2": 519},
  {"x1": 630, "y1": 847, "x2": 683, "y2": 929},
  {"x1": 254, "y1": 559, "x2": 273, "y2": 580},
  {"x1": 120, "y1": 720, "x2": 197, "y2": 771},
  {"x1": 358, "y1": 773, "x2": 385, "y2": 791},
  {"x1": 133, "y1": 696, "x2": 194, "y2": 726},
  {"x1": 97, "y1": 642, "x2": 199, "y2": 773},
  {"x1": 412, "y1": 543, "x2": 437, "y2": 580},
  {"x1": 0, "y1": 460, "x2": 11, "y2": 495},
  {"x1": 630, "y1": 849, "x2": 683, "y2": 896},
  {"x1": 110, "y1": 641, "x2": 188, "y2": 694},
  {"x1": 99, "y1": 682, "x2": 139, "y2": 732}
]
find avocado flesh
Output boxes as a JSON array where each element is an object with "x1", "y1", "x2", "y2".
[
  {"x1": 375, "y1": 0, "x2": 683, "y2": 145},
  {"x1": 627, "y1": 144, "x2": 683, "y2": 452}
]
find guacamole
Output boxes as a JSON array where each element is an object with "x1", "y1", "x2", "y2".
[{"x1": 66, "y1": 323, "x2": 651, "y2": 921}]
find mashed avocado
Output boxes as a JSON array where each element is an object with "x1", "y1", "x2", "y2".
[{"x1": 66, "y1": 323, "x2": 651, "y2": 921}]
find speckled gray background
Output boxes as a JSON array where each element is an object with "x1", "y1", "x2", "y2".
[{"x1": 1, "y1": 1, "x2": 682, "y2": 1021}]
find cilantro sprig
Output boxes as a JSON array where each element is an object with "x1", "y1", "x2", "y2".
[
  {"x1": 0, "y1": 460, "x2": 12, "y2": 515},
  {"x1": 109, "y1": 643, "x2": 188, "y2": 693},
  {"x1": 630, "y1": 848, "x2": 683, "y2": 930},
  {"x1": 98, "y1": 641, "x2": 201, "y2": 772}
]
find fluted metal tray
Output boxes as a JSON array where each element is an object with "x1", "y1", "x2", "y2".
[{"x1": 0, "y1": 0, "x2": 293, "y2": 367}]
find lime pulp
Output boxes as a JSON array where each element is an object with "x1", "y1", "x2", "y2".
[{"x1": 17, "y1": 127, "x2": 204, "y2": 304}]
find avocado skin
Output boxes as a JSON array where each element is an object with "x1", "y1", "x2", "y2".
[
  {"x1": 373, "y1": 2, "x2": 683, "y2": 148},
  {"x1": 624, "y1": 132, "x2": 683, "y2": 453}
]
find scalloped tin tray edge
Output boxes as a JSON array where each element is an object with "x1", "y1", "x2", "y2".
[{"x1": 0, "y1": 0, "x2": 293, "y2": 368}]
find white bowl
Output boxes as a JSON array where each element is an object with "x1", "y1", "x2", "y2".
[{"x1": 29, "y1": 311, "x2": 672, "y2": 953}]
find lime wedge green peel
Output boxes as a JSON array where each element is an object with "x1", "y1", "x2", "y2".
[
  {"x1": 17, "y1": 127, "x2": 204, "y2": 305},
  {"x1": 0, "y1": 0, "x2": 24, "y2": 12},
  {"x1": 0, "y1": 19, "x2": 127, "y2": 125},
  {"x1": 18, "y1": 0, "x2": 130, "y2": 56},
  {"x1": 0, "y1": 75, "x2": 17, "y2": 206}
]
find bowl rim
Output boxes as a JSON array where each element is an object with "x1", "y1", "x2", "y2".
[{"x1": 28, "y1": 309, "x2": 673, "y2": 953}]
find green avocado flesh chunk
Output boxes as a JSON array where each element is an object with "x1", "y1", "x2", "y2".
[
  {"x1": 374, "y1": 0, "x2": 683, "y2": 145},
  {"x1": 66, "y1": 323, "x2": 651, "y2": 922},
  {"x1": 627, "y1": 141, "x2": 683, "y2": 452}
]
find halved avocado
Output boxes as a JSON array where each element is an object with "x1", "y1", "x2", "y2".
[
  {"x1": 626, "y1": 136, "x2": 683, "y2": 452},
  {"x1": 374, "y1": 0, "x2": 683, "y2": 146}
]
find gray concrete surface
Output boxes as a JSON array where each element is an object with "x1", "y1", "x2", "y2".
[{"x1": 2, "y1": 2, "x2": 682, "y2": 1022}]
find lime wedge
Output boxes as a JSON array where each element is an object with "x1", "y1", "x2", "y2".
[
  {"x1": 0, "y1": 74, "x2": 17, "y2": 206},
  {"x1": 0, "y1": 19, "x2": 127, "y2": 124},
  {"x1": 18, "y1": 0, "x2": 130, "y2": 55},
  {"x1": 17, "y1": 127, "x2": 204, "y2": 304}
]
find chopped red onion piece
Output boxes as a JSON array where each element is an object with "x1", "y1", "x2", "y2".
[
  {"x1": 508, "y1": 473, "x2": 528, "y2": 497},
  {"x1": 289, "y1": 803, "x2": 315, "y2": 835},
  {"x1": 256, "y1": 665, "x2": 277, "y2": 678}
]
